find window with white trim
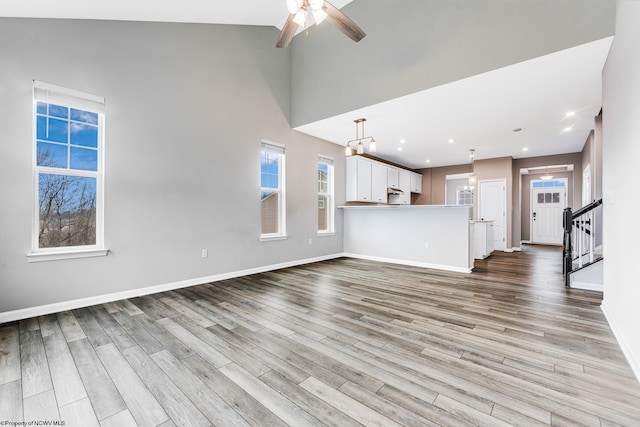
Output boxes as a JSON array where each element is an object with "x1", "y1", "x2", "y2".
[
  {"x1": 260, "y1": 141, "x2": 286, "y2": 239},
  {"x1": 456, "y1": 186, "x2": 474, "y2": 206},
  {"x1": 317, "y1": 156, "x2": 334, "y2": 234},
  {"x1": 30, "y1": 81, "x2": 106, "y2": 260}
]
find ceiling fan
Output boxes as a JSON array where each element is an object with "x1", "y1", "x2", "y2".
[{"x1": 276, "y1": 0, "x2": 366, "y2": 48}]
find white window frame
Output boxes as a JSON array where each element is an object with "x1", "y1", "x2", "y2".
[
  {"x1": 260, "y1": 140, "x2": 286, "y2": 241},
  {"x1": 27, "y1": 81, "x2": 108, "y2": 262},
  {"x1": 456, "y1": 186, "x2": 474, "y2": 206},
  {"x1": 317, "y1": 156, "x2": 335, "y2": 235}
]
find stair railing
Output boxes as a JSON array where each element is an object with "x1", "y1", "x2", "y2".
[{"x1": 563, "y1": 198, "x2": 603, "y2": 287}]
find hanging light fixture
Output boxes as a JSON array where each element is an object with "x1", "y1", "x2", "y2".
[
  {"x1": 468, "y1": 149, "x2": 476, "y2": 190},
  {"x1": 540, "y1": 167, "x2": 554, "y2": 181},
  {"x1": 345, "y1": 118, "x2": 377, "y2": 156}
]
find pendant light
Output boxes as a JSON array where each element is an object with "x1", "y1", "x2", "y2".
[
  {"x1": 345, "y1": 118, "x2": 377, "y2": 156},
  {"x1": 468, "y1": 149, "x2": 476, "y2": 190}
]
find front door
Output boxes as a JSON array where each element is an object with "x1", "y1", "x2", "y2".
[
  {"x1": 531, "y1": 180, "x2": 566, "y2": 245},
  {"x1": 478, "y1": 180, "x2": 506, "y2": 251}
]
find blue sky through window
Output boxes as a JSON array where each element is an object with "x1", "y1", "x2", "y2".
[
  {"x1": 36, "y1": 102, "x2": 99, "y2": 172},
  {"x1": 532, "y1": 180, "x2": 565, "y2": 188}
]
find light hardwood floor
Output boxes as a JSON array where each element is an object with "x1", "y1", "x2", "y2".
[{"x1": 1, "y1": 245, "x2": 640, "y2": 426}]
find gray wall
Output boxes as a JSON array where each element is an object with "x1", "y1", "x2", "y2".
[
  {"x1": 601, "y1": 0, "x2": 640, "y2": 379},
  {"x1": 0, "y1": 18, "x2": 344, "y2": 314},
  {"x1": 290, "y1": 0, "x2": 616, "y2": 126}
]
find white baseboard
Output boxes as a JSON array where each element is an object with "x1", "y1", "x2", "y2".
[
  {"x1": 512, "y1": 247, "x2": 522, "y2": 252},
  {"x1": 601, "y1": 302, "x2": 640, "y2": 383},
  {"x1": 342, "y1": 253, "x2": 472, "y2": 274},
  {"x1": 570, "y1": 281, "x2": 603, "y2": 292},
  {"x1": 0, "y1": 253, "x2": 343, "y2": 324}
]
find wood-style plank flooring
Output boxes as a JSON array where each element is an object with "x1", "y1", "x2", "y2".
[{"x1": 1, "y1": 245, "x2": 640, "y2": 426}]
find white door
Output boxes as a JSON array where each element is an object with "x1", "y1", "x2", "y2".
[
  {"x1": 531, "y1": 182, "x2": 566, "y2": 245},
  {"x1": 478, "y1": 180, "x2": 506, "y2": 251}
]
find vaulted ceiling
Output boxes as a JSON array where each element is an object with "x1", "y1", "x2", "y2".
[{"x1": 1, "y1": 0, "x2": 612, "y2": 168}]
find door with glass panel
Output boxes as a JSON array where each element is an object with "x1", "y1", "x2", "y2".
[{"x1": 531, "y1": 180, "x2": 567, "y2": 245}]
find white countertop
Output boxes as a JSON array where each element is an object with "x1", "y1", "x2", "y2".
[{"x1": 338, "y1": 204, "x2": 472, "y2": 209}]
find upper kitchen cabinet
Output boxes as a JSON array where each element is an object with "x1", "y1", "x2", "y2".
[
  {"x1": 346, "y1": 156, "x2": 421, "y2": 204},
  {"x1": 346, "y1": 157, "x2": 372, "y2": 202},
  {"x1": 387, "y1": 168, "x2": 399, "y2": 190},
  {"x1": 371, "y1": 163, "x2": 388, "y2": 203},
  {"x1": 410, "y1": 172, "x2": 422, "y2": 194}
]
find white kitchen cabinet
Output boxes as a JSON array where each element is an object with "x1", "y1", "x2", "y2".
[
  {"x1": 346, "y1": 157, "x2": 372, "y2": 202},
  {"x1": 394, "y1": 170, "x2": 412, "y2": 205},
  {"x1": 410, "y1": 172, "x2": 422, "y2": 194},
  {"x1": 471, "y1": 220, "x2": 494, "y2": 259},
  {"x1": 387, "y1": 168, "x2": 399, "y2": 190},
  {"x1": 371, "y1": 163, "x2": 388, "y2": 203},
  {"x1": 347, "y1": 156, "x2": 422, "y2": 204}
]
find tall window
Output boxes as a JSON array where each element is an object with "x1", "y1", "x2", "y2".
[
  {"x1": 317, "y1": 156, "x2": 334, "y2": 234},
  {"x1": 30, "y1": 81, "x2": 106, "y2": 261},
  {"x1": 260, "y1": 141, "x2": 286, "y2": 239}
]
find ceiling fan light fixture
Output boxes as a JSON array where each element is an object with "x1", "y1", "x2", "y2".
[
  {"x1": 286, "y1": 0, "x2": 301, "y2": 14},
  {"x1": 293, "y1": 7, "x2": 307, "y2": 26},
  {"x1": 312, "y1": 7, "x2": 328, "y2": 24},
  {"x1": 309, "y1": 0, "x2": 325, "y2": 10}
]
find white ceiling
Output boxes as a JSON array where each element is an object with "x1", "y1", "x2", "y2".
[
  {"x1": 296, "y1": 37, "x2": 613, "y2": 168},
  {"x1": 0, "y1": 0, "x2": 353, "y2": 28},
  {"x1": 2, "y1": 0, "x2": 612, "y2": 169}
]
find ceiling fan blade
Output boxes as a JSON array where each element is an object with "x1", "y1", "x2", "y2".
[
  {"x1": 323, "y1": 1, "x2": 366, "y2": 43},
  {"x1": 276, "y1": 13, "x2": 300, "y2": 48}
]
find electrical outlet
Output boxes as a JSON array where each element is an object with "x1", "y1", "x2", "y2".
[
  {"x1": 201, "y1": 249, "x2": 208, "y2": 258},
  {"x1": 308, "y1": 238, "x2": 313, "y2": 245},
  {"x1": 424, "y1": 241, "x2": 430, "y2": 249}
]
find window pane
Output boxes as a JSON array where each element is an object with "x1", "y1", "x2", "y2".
[
  {"x1": 318, "y1": 195, "x2": 328, "y2": 231},
  {"x1": 70, "y1": 147, "x2": 98, "y2": 171},
  {"x1": 261, "y1": 191, "x2": 279, "y2": 234},
  {"x1": 544, "y1": 193, "x2": 552, "y2": 203},
  {"x1": 37, "y1": 142, "x2": 68, "y2": 168},
  {"x1": 49, "y1": 104, "x2": 68, "y2": 119},
  {"x1": 538, "y1": 193, "x2": 544, "y2": 203},
  {"x1": 36, "y1": 115, "x2": 48, "y2": 140},
  {"x1": 38, "y1": 174, "x2": 96, "y2": 248},
  {"x1": 47, "y1": 117, "x2": 68, "y2": 143},
  {"x1": 71, "y1": 108, "x2": 98, "y2": 125},
  {"x1": 37, "y1": 102, "x2": 47, "y2": 115},
  {"x1": 552, "y1": 192, "x2": 560, "y2": 203},
  {"x1": 70, "y1": 122, "x2": 98, "y2": 148}
]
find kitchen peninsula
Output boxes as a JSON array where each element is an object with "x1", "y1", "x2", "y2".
[{"x1": 340, "y1": 204, "x2": 474, "y2": 273}]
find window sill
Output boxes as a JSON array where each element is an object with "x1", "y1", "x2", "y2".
[
  {"x1": 27, "y1": 248, "x2": 110, "y2": 263},
  {"x1": 259, "y1": 235, "x2": 288, "y2": 242},
  {"x1": 317, "y1": 232, "x2": 336, "y2": 237}
]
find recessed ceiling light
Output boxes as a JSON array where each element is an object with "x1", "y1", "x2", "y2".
[
  {"x1": 425, "y1": 159, "x2": 431, "y2": 164},
  {"x1": 522, "y1": 147, "x2": 529, "y2": 152},
  {"x1": 400, "y1": 139, "x2": 406, "y2": 144},
  {"x1": 564, "y1": 126, "x2": 573, "y2": 132},
  {"x1": 397, "y1": 147, "x2": 403, "y2": 152},
  {"x1": 513, "y1": 128, "x2": 522, "y2": 132},
  {"x1": 448, "y1": 139, "x2": 454, "y2": 144},
  {"x1": 566, "y1": 111, "x2": 576, "y2": 117}
]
